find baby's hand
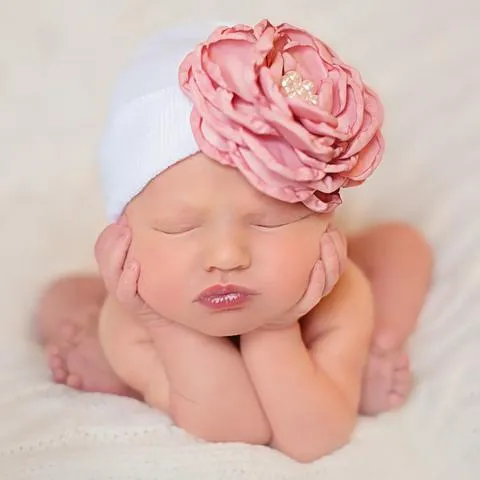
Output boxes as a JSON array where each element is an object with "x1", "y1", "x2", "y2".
[
  {"x1": 94, "y1": 216, "x2": 169, "y2": 327},
  {"x1": 317, "y1": 224, "x2": 348, "y2": 298},
  {"x1": 266, "y1": 224, "x2": 348, "y2": 330}
]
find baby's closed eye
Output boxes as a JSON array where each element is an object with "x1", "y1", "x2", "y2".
[
  {"x1": 152, "y1": 219, "x2": 201, "y2": 235},
  {"x1": 150, "y1": 205, "x2": 205, "y2": 235},
  {"x1": 251, "y1": 213, "x2": 312, "y2": 229}
]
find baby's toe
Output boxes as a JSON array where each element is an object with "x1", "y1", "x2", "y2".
[
  {"x1": 66, "y1": 373, "x2": 82, "y2": 389},
  {"x1": 48, "y1": 354, "x2": 63, "y2": 370},
  {"x1": 393, "y1": 369, "x2": 413, "y2": 394},
  {"x1": 372, "y1": 331, "x2": 399, "y2": 354},
  {"x1": 52, "y1": 366, "x2": 67, "y2": 383},
  {"x1": 394, "y1": 367, "x2": 411, "y2": 383},
  {"x1": 388, "y1": 392, "x2": 407, "y2": 410},
  {"x1": 46, "y1": 345, "x2": 60, "y2": 356},
  {"x1": 394, "y1": 353, "x2": 410, "y2": 371},
  {"x1": 46, "y1": 345, "x2": 68, "y2": 383},
  {"x1": 60, "y1": 323, "x2": 80, "y2": 345}
]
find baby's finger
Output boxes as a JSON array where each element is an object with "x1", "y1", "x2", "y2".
[
  {"x1": 94, "y1": 222, "x2": 125, "y2": 265},
  {"x1": 328, "y1": 228, "x2": 348, "y2": 274},
  {"x1": 320, "y1": 232, "x2": 343, "y2": 296},
  {"x1": 296, "y1": 260, "x2": 326, "y2": 316},
  {"x1": 115, "y1": 260, "x2": 145, "y2": 311},
  {"x1": 97, "y1": 226, "x2": 132, "y2": 294}
]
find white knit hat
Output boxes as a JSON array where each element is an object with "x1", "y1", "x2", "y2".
[{"x1": 99, "y1": 22, "x2": 227, "y2": 221}]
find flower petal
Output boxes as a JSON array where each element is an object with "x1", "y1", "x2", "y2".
[
  {"x1": 179, "y1": 19, "x2": 385, "y2": 214},
  {"x1": 328, "y1": 68, "x2": 348, "y2": 116},
  {"x1": 257, "y1": 66, "x2": 291, "y2": 115},
  {"x1": 191, "y1": 110, "x2": 233, "y2": 166},
  {"x1": 260, "y1": 106, "x2": 337, "y2": 162},
  {"x1": 284, "y1": 43, "x2": 329, "y2": 80},
  {"x1": 300, "y1": 118, "x2": 350, "y2": 141},
  {"x1": 241, "y1": 130, "x2": 323, "y2": 181},
  {"x1": 278, "y1": 24, "x2": 335, "y2": 63},
  {"x1": 237, "y1": 147, "x2": 322, "y2": 205},
  {"x1": 336, "y1": 82, "x2": 365, "y2": 140},
  {"x1": 189, "y1": 78, "x2": 245, "y2": 146},
  {"x1": 304, "y1": 191, "x2": 342, "y2": 213},
  {"x1": 287, "y1": 96, "x2": 337, "y2": 125},
  {"x1": 345, "y1": 131, "x2": 385, "y2": 181},
  {"x1": 341, "y1": 86, "x2": 384, "y2": 158},
  {"x1": 224, "y1": 94, "x2": 276, "y2": 135},
  {"x1": 205, "y1": 40, "x2": 261, "y2": 102}
]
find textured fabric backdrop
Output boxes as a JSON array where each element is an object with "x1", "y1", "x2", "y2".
[{"x1": 0, "y1": 1, "x2": 479, "y2": 478}]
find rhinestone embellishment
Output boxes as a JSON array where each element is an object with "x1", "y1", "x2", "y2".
[{"x1": 280, "y1": 70, "x2": 319, "y2": 105}]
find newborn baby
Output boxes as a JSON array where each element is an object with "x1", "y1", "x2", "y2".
[{"x1": 35, "y1": 20, "x2": 433, "y2": 462}]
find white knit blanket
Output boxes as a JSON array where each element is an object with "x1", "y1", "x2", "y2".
[{"x1": 1, "y1": 1, "x2": 479, "y2": 478}]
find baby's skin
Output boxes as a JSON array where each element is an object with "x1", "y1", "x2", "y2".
[{"x1": 36, "y1": 153, "x2": 433, "y2": 462}]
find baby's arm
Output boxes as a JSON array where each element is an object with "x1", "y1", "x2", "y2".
[
  {"x1": 241, "y1": 260, "x2": 373, "y2": 463},
  {"x1": 146, "y1": 319, "x2": 271, "y2": 444},
  {"x1": 95, "y1": 220, "x2": 271, "y2": 445},
  {"x1": 98, "y1": 294, "x2": 170, "y2": 408},
  {"x1": 99, "y1": 299, "x2": 270, "y2": 444}
]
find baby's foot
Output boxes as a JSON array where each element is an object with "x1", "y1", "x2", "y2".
[
  {"x1": 46, "y1": 322, "x2": 136, "y2": 398},
  {"x1": 359, "y1": 344, "x2": 413, "y2": 416}
]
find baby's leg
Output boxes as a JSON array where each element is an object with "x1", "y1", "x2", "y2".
[
  {"x1": 35, "y1": 275, "x2": 136, "y2": 397},
  {"x1": 347, "y1": 223, "x2": 433, "y2": 415}
]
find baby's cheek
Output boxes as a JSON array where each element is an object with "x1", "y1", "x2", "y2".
[
  {"x1": 144, "y1": 279, "x2": 181, "y2": 316},
  {"x1": 135, "y1": 250, "x2": 183, "y2": 313},
  {"x1": 278, "y1": 260, "x2": 313, "y2": 300},
  {"x1": 263, "y1": 244, "x2": 318, "y2": 303}
]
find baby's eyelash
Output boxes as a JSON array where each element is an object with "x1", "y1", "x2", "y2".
[
  {"x1": 253, "y1": 221, "x2": 289, "y2": 229},
  {"x1": 152, "y1": 225, "x2": 198, "y2": 235},
  {"x1": 253, "y1": 213, "x2": 312, "y2": 229}
]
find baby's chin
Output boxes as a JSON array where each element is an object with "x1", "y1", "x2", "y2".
[{"x1": 176, "y1": 314, "x2": 264, "y2": 338}]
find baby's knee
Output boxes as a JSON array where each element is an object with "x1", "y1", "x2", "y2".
[
  {"x1": 35, "y1": 275, "x2": 105, "y2": 341},
  {"x1": 39, "y1": 275, "x2": 105, "y2": 308},
  {"x1": 379, "y1": 222, "x2": 433, "y2": 268}
]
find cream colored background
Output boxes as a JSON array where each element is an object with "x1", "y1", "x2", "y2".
[{"x1": 0, "y1": 1, "x2": 479, "y2": 478}]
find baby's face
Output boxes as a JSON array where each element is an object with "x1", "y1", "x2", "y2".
[{"x1": 125, "y1": 153, "x2": 330, "y2": 336}]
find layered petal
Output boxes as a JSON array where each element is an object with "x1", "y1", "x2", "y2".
[{"x1": 178, "y1": 19, "x2": 385, "y2": 212}]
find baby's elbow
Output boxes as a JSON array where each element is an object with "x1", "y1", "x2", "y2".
[
  {"x1": 275, "y1": 410, "x2": 356, "y2": 463},
  {"x1": 185, "y1": 420, "x2": 270, "y2": 445},
  {"x1": 171, "y1": 404, "x2": 271, "y2": 445},
  {"x1": 329, "y1": 407, "x2": 357, "y2": 451},
  {"x1": 245, "y1": 421, "x2": 272, "y2": 446},
  {"x1": 283, "y1": 430, "x2": 353, "y2": 464}
]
